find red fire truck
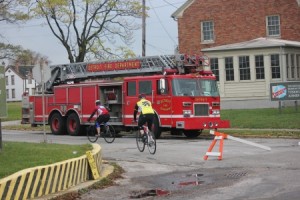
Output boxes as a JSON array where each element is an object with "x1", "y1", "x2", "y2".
[{"x1": 25, "y1": 54, "x2": 230, "y2": 138}]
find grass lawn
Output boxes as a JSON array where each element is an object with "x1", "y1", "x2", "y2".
[
  {"x1": 1, "y1": 102, "x2": 22, "y2": 121},
  {"x1": 222, "y1": 106, "x2": 300, "y2": 129},
  {"x1": 0, "y1": 142, "x2": 92, "y2": 179}
]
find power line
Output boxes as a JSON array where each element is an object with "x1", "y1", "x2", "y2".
[{"x1": 148, "y1": 0, "x2": 177, "y2": 45}]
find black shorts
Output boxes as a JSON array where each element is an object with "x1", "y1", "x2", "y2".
[
  {"x1": 96, "y1": 114, "x2": 110, "y2": 126},
  {"x1": 138, "y1": 113, "x2": 154, "y2": 131}
]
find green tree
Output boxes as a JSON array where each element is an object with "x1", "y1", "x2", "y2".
[
  {"x1": 29, "y1": 0, "x2": 143, "y2": 63},
  {"x1": 0, "y1": 42, "x2": 48, "y2": 65},
  {"x1": 0, "y1": 0, "x2": 28, "y2": 23}
]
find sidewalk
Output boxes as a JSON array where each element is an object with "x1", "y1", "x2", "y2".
[{"x1": 1, "y1": 120, "x2": 22, "y2": 126}]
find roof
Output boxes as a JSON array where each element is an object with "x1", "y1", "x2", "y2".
[
  {"x1": 5, "y1": 65, "x2": 34, "y2": 79},
  {"x1": 171, "y1": 0, "x2": 195, "y2": 19},
  {"x1": 202, "y1": 37, "x2": 300, "y2": 52}
]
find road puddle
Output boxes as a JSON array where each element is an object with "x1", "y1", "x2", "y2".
[
  {"x1": 177, "y1": 173, "x2": 204, "y2": 187},
  {"x1": 130, "y1": 189, "x2": 171, "y2": 198}
]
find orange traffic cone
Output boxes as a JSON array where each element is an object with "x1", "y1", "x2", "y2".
[{"x1": 203, "y1": 130, "x2": 227, "y2": 160}]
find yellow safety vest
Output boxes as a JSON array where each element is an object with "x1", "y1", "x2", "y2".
[{"x1": 137, "y1": 99, "x2": 154, "y2": 114}]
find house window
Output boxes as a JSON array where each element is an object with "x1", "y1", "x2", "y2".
[
  {"x1": 267, "y1": 15, "x2": 280, "y2": 37},
  {"x1": 225, "y1": 57, "x2": 234, "y2": 81},
  {"x1": 6, "y1": 76, "x2": 8, "y2": 85},
  {"x1": 210, "y1": 58, "x2": 219, "y2": 81},
  {"x1": 297, "y1": 54, "x2": 300, "y2": 78},
  {"x1": 6, "y1": 89, "x2": 9, "y2": 99},
  {"x1": 12, "y1": 89, "x2": 15, "y2": 98},
  {"x1": 201, "y1": 21, "x2": 214, "y2": 42},
  {"x1": 239, "y1": 56, "x2": 250, "y2": 80},
  {"x1": 139, "y1": 80, "x2": 152, "y2": 95},
  {"x1": 28, "y1": 76, "x2": 32, "y2": 84},
  {"x1": 255, "y1": 55, "x2": 265, "y2": 79},
  {"x1": 271, "y1": 54, "x2": 280, "y2": 79},
  {"x1": 291, "y1": 54, "x2": 295, "y2": 78},
  {"x1": 286, "y1": 54, "x2": 289, "y2": 78},
  {"x1": 11, "y1": 75, "x2": 15, "y2": 85}
]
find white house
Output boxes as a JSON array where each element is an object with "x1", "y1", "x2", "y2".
[
  {"x1": 5, "y1": 65, "x2": 36, "y2": 102},
  {"x1": 202, "y1": 38, "x2": 300, "y2": 109}
]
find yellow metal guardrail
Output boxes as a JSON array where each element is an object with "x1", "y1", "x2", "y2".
[{"x1": 0, "y1": 144, "x2": 102, "y2": 200}]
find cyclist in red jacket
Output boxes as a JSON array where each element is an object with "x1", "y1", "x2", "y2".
[{"x1": 88, "y1": 100, "x2": 110, "y2": 136}]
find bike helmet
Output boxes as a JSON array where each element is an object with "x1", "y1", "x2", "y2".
[
  {"x1": 138, "y1": 93, "x2": 145, "y2": 99},
  {"x1": 95, "y1": 100, "x2": 101, "y2": 105}
]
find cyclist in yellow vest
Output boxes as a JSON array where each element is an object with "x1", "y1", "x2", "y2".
[{"x1": 133, "y1": 94, "x2": 155, "y2": 138}]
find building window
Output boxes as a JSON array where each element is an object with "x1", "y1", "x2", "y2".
[
  {"x1": 266, "y1": 15, "x2": 280, "y2": 37},
  {"x1": 12, "y1": 89, "x2": 15, "y2": 98},
  {"x1": 225, "y1": 57, "x2": 234, "y2": 81},
  {"x1": 210, "y1": 58, "x2": 219, "y2": 81},
  {"x1": 11, "y1": 75, "x2": 15, "y2": 85},
  {"x1": 296, "y1": 54, "x2": 300, "y2": 78},
  {"x1": 286, "y1": 54, "x2": 289, "y2": 78},
  {"x1": 239, "y1": 56, "x2": 250, "y2": 80},
  {"x1": 201, "y1": 21, "x2": 214, "y2": 42},
  {"x1": 255, "y1": 55, "x2": 265, "y2": 79},
  {"x1": 291, "y1": 54, "x2": 295, "y2": 78},
  {"x1": 271, "y1": 54, "x2": 280, "y2": 79},
  {"x1": 6, "y1": 76, "x2": 8, "y2": 85},
  {"x1": 28, "y1": 76, "x2": 32, "y2": 84},
  {"x1": 6, "y1": 89, "x2": 9, "y2": 99}
]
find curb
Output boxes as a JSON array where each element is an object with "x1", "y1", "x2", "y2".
[
  {"x1": 0, "y1": 144, "x2": 104, "y2": 200},
  {"x1": 34, "y1": 162, "x2": 115, "y2": 200}
]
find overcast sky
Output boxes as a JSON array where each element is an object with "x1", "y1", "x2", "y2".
[{"x1": 0, "y1": 0, "x2": 185, "y2": 65}]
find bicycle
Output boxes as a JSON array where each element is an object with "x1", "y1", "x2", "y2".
[
  {"x1": 87, "y1": 121, "x2": 115, "y2": 143},
  {"x1": 135, "y1": 124, "x2": 156, "y2": 154}
]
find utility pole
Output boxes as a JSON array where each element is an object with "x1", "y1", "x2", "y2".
[{"x1": 142, "y1": 0, "x2": 146, "y2": 57}]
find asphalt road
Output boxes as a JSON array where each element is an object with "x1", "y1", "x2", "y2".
[{"x1": 2, "y1": 128, "x2": 300, "y2": 200}]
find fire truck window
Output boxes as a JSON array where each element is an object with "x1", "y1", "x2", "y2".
[
  {"x1": 157, "y1": 80, "x2": 168, "y2": 94},
  {"x1": 127, "y1": 81, "x2": 136, "y2": 96},
  {"x1": 139, "y1": 81, "x2": 152, "y2": 95}
]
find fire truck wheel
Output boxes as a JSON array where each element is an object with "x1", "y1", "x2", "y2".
[
  {"x1": 67, "y1": 113, "x2": 81, "y2": 136},
  {"x1": 153, "y1": 116, "x2": 162, "y2": 139},
  {"x1": 183, "y1": 130, "x2": 202, "y2": 138},
  {"x1": 50, "y1": 113, "x2": 67, "y2": 135}
]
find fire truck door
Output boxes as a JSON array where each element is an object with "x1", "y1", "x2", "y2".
[
  {"x1": 153, "y1": 79, "x2": 172, "y2": 126},
  {"x1": 123, "y1": 81, "x2": 137, "y2": 125}
]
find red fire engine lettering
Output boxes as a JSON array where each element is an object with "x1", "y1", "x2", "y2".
[{"x1": 87, "y1": 60, "x2": 141, "y2": 72}]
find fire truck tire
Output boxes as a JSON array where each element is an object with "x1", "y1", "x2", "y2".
[
  {"x1": 183, "y1": 130, "x2": 202, "y2": 138},
  {"x1": 67, "y1": 113, "x2": 81, "y2": 136},
  {"x1": 50, "y1": 113, "x2": 67, "y2": 135},
  {"x1": 153, "y1": 116, "x2": 162, "y2": 139}
]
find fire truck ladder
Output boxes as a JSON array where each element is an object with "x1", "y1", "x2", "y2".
[{"x1": 45, "y1": 55, "x2": 178, "y2": 92}]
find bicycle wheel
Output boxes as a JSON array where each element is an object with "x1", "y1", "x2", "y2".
[
  {"x1": 135, "y1": 127, "x2": 145, "y2": 152},
  {"x1": 103, "y1": 125, "x2": 116, "y2": 143},
  {"x1": 147, "y1": 131, "x2": 156, "y2": 155},
  {"x1": 87, "y1": 125, "x2": 99, "y2": 143}
]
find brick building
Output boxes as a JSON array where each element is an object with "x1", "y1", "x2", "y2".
[{"x1": 172, "y1": 0, "x2": 300, "y2": 109}]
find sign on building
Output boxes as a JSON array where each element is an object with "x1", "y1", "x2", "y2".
[
  {"x1": 0, "y1": 65, "x2": 7, "y2": 118},
  {"x1": 270, "y1": 82, "x2": 300, "y2": 101}
]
